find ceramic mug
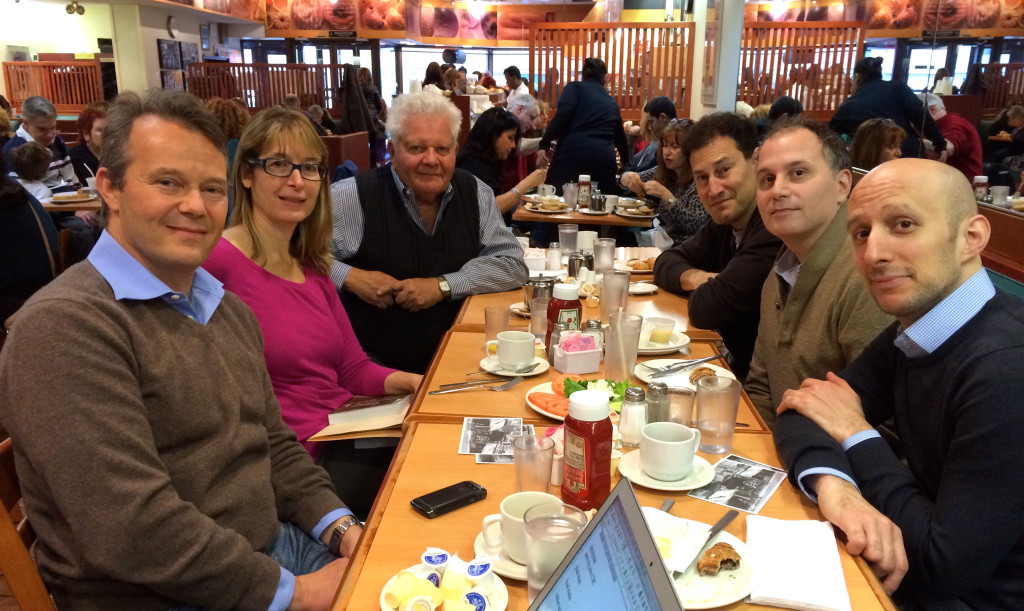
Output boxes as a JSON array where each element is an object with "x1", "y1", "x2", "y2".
[
  {"x1": 485, "y1": 330, "x2": 536, "y2": 371},
  {"x1": 481, "y1": 491, "x2": 561, "y2": 564},
  {"x1": 537, "y1": 184, "x2": 556, "y2": 196},
  {"x1": 639, "y1": 422, "x2": 700, "y2": 481}
]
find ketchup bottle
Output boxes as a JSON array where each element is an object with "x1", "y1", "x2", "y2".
[
  {"x1": 561, "y1": 389, "x2": 612, "y2": 511},
  {"x1": 545, "y1": 283, "x2": 582, "y2": 348}
]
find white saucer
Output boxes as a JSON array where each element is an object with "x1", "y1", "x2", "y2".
[
  {"x1": 579, "y1": 208, "x2": 610, "y2": 216},
  {"x1": 637, "y1": 331, "x2": 691, "y2": 355},
  {"x1": 509, "y1": 302, "x2": 530, "y2": 317},
  {"x1": 379, "y1": 562, "x2": 510, "y2": 610},
  {"x1": 473, "y1": 526, "x2": 528, "y2": 580},
  {"x1": 479, "y1": 356, "x2": 549, "y2": 377},
  {"x1": 618, "y1": 450, "x2": 715, "y2": 491},
  {"x1": 629, "y1": 282, "x2": 658, "y2": 295}
]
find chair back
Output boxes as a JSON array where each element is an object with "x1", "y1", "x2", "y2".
[{"x1": 0, "y1": 438, "x2": 55, "y2": 609}]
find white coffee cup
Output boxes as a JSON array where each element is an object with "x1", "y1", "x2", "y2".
[
  {"x1": 604, "y1": 194, "x2": 619, "y2": 208},
  {"x1": 485, "y1": 330, "x2": 536, "y2": 371},
  {"x1": 537, "y1": 184, "x2": 556, "y2": 196},
  {"x1": 639, "y1": 422, "x2": 701, "y2": 481},
  {"x1": 481, "y1": 491, "x2": 560, "y2": 564}
]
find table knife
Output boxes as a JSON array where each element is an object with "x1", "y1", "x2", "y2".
[{"x1": 680, "y1": 509, "x2": 739, "y2": 576}]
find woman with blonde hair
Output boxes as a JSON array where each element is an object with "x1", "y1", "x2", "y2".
[
  {"x1": 850, "y1": 117, "x2": 906, "y2": 171},
  {"x1": 202, "y1": 107, "x2": 421, "y2": 515}
]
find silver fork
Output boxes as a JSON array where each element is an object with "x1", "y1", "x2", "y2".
[{"x1": 428, "y1": 376, "x2": 524, "y2": 395}]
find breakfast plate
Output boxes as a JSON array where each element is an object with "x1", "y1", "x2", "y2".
[
  {"x1": 614, "y1": 262, "x2": 654, "y2": 275},
  {"x1": 524, "y1": 381, "x2": 567, "y2": 421},
  {"x1": 629, "y1": 282, "x2": 658, "y2": 296},
  {"x1": 379, "y1": 563, "x2": 509, "y2": 611},
  {"x1": 474, "y1": 525, "x2": 528, "y2": 580},
  {"x1": 523, "y1": 194, "x2": 564, "y2": 204},
  {"x1": 640, "y1": 507, "x2": 754, "y2": 609},
  {"x1": 616, "y1": 197, "x2": 646, "y2": 208},
  {"x1": 43, "y1": 194, "x2": 98, "y2": 204},
  {"x1": 509, "y1": 302, "x2": 530, "y2": 317},
  {"x1": 479, "y1": 356, "x2": 549, "y2": 377},
  {"x1": 615, "y1": 208, "x2": 656, "y2": 218},
  {"x1": 579, "y1": 208, "x2": 610, "y2": 215},
  {"x1": 637, "y1": 331, "x2": 690, "y2": 355},
  {"x1": 524, "y1": 203, "x2": 569, "y2": 214},
  {"x1": 633, "y1": 359, "x2": 734, "y2": 389},
  {"x1": 618, "y1": 450, "x2": 715, "y2": 491}
]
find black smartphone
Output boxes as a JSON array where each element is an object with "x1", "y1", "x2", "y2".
[{"x1": 410, "y1": 481, "x2": 487, "y2": 519}]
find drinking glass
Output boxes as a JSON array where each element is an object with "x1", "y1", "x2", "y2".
[
  {"x1": 524, "y1": 502, "x2": 588, "y2": 602},
  {"x1": 485, "y1": 306, "x2": 511, "y2": 351},
  {"x1": 530, "y1": 297, "x2": 550, "y2": 342},
  {"x1": 605, "y1": 312, "x2": 642, "y2": 381},
  {"x1": 561, "y1": 183, "x2": 578, "y2": 211},
  {"x1": 557, "y1": 224, "x2": 578, "y2": 253},
  {"x1": 513, "y1": 434, "x2": 555, "y2": 492},
  {"x1": 694, "y1": 376, "x2": 742, "y2": 454},
  {"x1": 594, "y1": 238, "x2": 615, "y2": 273},
  {"x1": 600, "y1": 271, "x2": 630, "y2": 323}
]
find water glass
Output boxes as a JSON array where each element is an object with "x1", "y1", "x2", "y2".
[
  {"x1": 600, "y1": 271, "x2": 630, "y2": 323},
  {"x1": 577, "y1": 231, "x2": 598, "y2": 254},
  {"x1": 524, "y1": 502, "x2": 588, "y2": 602},
  {"x1": 605, "y1": 312, "x2": 642, "y2": 381},
  {"x1": 514, "y1": 434, "x2": 555, "y2": 492},
  {"x1": 594, "y1": 238, "x2": 615, "y2": 273},
  {"x1": 562, "y1": 183, "x2": 578, "y2": 211},
  {"x1": 558, "y1": 224, "x2": 578, "y2": 253},
  {"x1": 484, "y1": 306, "x2": 511, "y2": 350},
  {"x1": 530, "y1": 297, "x2": 550, "y2": 341},
  {"x1": 666, "y1": 387, "x2": 695, "y2": 425},
  {"x1": 695, "y1": 376, "x2": 742, "y2": 454}
]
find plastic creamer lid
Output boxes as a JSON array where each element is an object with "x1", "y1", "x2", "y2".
[
  {"x1": 974, "y1": 176, "x2": 988, "y2": 183},
  {"x1": 553, "y1": 283, "x2": 580, "y2": 301},
  {"x1": 568, "y1": 389, "x2": 610, "y2": 422},
  {"x1": 579, "y1": 174, "x2": 591, "y2": 182}
]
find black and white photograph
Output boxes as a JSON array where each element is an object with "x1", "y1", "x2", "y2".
[
  {"x1": 688, "y1": 454, "x2": 787, "y2": 514},
  {"x1": 458, "y1": 417, "x2": 523, "y2": 455},
  {"x1": 476, "y1": 425, "x2": 534, "y2": 463}
]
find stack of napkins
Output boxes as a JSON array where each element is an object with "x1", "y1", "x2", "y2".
[{"x1": 746, "y1": 516, "x2": 853, "y2": 611}]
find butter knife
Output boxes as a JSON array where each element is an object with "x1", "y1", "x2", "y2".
[
  {"x1": 681, "y1": 510, "x2": 739, "y2": 576},
  {"x1": 649, "y1": 355, "x2": 720, "y2": 379}
]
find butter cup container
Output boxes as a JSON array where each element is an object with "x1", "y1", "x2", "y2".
[
  {"x1": 421, "y1": 547, "x2": 450, "y2": 576},
  {"x1": 466, "y1": 556, "x2": 494, "y2": 595},
  {"x1": 465, "y1": 588, "x2": 490, "y2": 611}
]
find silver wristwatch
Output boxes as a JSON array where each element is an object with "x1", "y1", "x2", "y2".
[
  {"x1": 437, "y1": 276, "x2": 452, "y2": 301},
  {"x1": 329, "y1": 515, "x2": 360, "y2": 554}
]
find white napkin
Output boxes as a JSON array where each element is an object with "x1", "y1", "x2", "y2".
[{"x1": 746, "y1": 516, "x2": 853, "y2": 611}]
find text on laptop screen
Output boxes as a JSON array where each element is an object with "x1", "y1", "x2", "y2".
[{"x1": 537, "y1": 497, "x2": 661, "y2": 610}]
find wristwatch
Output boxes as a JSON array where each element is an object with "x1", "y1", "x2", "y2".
[
  {"x1": 329, "y1": 515, "x2": 361, "y2": 554},
  {"x1": 437, "y1": 276, "x2": 452, "y2": 301}
]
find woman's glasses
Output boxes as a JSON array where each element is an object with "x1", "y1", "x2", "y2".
[{"x1": 247, "y1": 157, "x2": 327, "y2": 181}]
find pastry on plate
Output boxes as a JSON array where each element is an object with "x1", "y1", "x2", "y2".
[
  {"x1": 689, "y1": 366, "x2": 717, "y2": 385},
  {"x1": 697, "y1": 542, "x2": 741, "y2": 576}
]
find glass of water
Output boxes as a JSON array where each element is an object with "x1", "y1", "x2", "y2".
[
  {"x1": 694, "y1": 376, "x2": 741, "y2": 454},
  {"x1": 524, "y1": 502, "x2": 588, "y2": 603}
]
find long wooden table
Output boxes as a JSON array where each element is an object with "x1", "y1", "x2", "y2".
[
  {"x1": 513, "y1": 206, "x2": 654, "y2": 228},
  {"x1": 331, "y1": 421, "x2": 896, "y2": 611},
  {"x1": 412, "y1": 330, "x2": 768, "y2": 433}
]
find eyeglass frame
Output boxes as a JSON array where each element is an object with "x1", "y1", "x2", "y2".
[{"x1": 246, "y1": 157, "x2": 327, "y2": 181}]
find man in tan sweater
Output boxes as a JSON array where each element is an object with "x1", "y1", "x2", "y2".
[
  {"x1": 0, "y1": 90, "x2": 360, "y2": 610},
  {"x1": 745, "y1": 117, "x2": 892, "y2": 427}
]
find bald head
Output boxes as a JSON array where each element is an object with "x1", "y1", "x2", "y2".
[{"x1": 856, "y1": 158, "x2": 977, "y2": 233}]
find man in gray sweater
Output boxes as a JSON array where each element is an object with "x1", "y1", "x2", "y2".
[{"x1": 0, "y1": 89, "x2": 359, "y2": 610}]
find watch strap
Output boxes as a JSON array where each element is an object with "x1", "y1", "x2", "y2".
[
  {"x1": 329, "y1": 515, "x2": 360, "y2": 554},
  {"x1": 437, "y1": 276, "x2": 452, "y2": 301}
]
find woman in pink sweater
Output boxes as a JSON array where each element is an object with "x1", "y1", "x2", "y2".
[{"x1": 203, "y1": 107, "x2": 421, "y2": 515}]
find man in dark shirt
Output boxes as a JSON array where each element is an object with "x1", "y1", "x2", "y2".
[
  {"x1": 653, "y1": 113, "x2": 782, "y2": 378},
  {"x1": 620, "y1": 96, "x2": 676, "y2": 175},
  {"x1": 775, "y1": 159, "x2": 1024, "y2": 609}
]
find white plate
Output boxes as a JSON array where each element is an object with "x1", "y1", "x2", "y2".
[
  {"x1": 524, "y1": 381, "x2": 568, "y2": 421},
  {"x1": 523, "y1": 194, "x2": 564, "y2": 204},
  {"x1": 640, "y1": 508, "x2": 754, "y2": 609},
  {"x1": 637, "y1": 331, "x2": 691, "y2": 355},
  {"x1": 614, "y1": 262, "x2": 654, "y2": 275},
  {"x1": 524, "y1": 203, "x2": 569, "y2": 214},
  {"x1": 379, "y1": 563, "x2": 509, "y2": 611},
  {"x1": 629, "y1": 282, "x2": 658, "y2": 296},
  {"x1": 479, "y1": 356, "x2": 549, "y2": 377},
  {"x1": 43, "y1": 194, "x2": 98, "y2": 204},
  {"x1": 616, "y1": 197, "x2": 646, "y2": 208},
  {"x1": 474, "y1": 526, "x2": 528, "y2": 581},
  {"x1": 634, "y1": 359, "x2": 735, "y2": 389},
  {"x1": 509, "y1": 302, "x2": 530, "y2": 317},
  {"x1": 615, "y1": 209, "x2": 656, "y2": 219},
  {"x1": 579, "y1": 208, "x2": 610, "y2": 216},
  {"x1": 618, "y1": 450, "x2": 715, "y2": 491}
]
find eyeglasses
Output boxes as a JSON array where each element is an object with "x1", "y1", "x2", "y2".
[{"x1": 247, "y1": 157, "x2": 327, "y2": 181}]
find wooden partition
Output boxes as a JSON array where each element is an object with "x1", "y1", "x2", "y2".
[
  {"x1": 322, "y1": 132, "x2": 370, "y2": 174},
  {"x1": 738, "y1": 22, "x2": 865, "y2": 119},
  {"x1": 979, "y1": 203, "x2": 1024, "y2": 282},
  {"x1": 528, "y1": 22, "x2": 696, "y2": 121},
  {"x1": 2, "y1": 61, "x2": 103, "y2": 114},
  {"x1": 185, "y1": 63, "x2": 355, "y2": 114},
  {"x1": 974, "y1": 63, "x2": 1024, "y2": 118}
]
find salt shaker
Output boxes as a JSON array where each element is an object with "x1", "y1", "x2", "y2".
[
  {"x1": 548, "y1": 321, "x2": 569, "y2": 362},
  {"x1": 619, "y1": 387, "x2": 647, "y2": 448},
  {"x1": 646, "y1": 381, "x2": 669, "y2": 424},
  {"x1": 582, "y1": 319, "x2": 604, "y2": 354},
  {"x1": 547, "y1": 242, "x2": 562, "y2": 271}
]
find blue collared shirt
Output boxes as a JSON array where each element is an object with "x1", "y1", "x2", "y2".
[
  {"x1": 88, "y1": 231, "x2": 353, "y2": 610},
  {"x1": 798, "y1": 269, "x2": 997, "y2": 501}
]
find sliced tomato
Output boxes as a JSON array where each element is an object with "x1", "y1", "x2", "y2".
[
  {"x1": 550, "y1": 374, "x2": 588, "y2": 397},
  {"x1": 529, "y1": 392, "x2": 571, "y2": 417}
]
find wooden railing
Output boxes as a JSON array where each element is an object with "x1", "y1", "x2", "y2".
[
  {"x1": 185, "y1": 63, "x2": 354, "y2": 113},
  {"x1": 528, "y1": 22, "x2": 696, "y2": 121},
  {"x1": 973, "y1": 63, "x2": 1024, "y2": 118},
  {"x1": 2, "y1": 61, "x2": 103, "y2": 114},
  {"x1": 739, "y1": 22, "x2": 865, "y2": 120}
]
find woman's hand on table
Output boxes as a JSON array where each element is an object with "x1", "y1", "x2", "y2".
[
  {"x1": 289, "y1": 557, "x2": 350, "y2": 611},
  {"x1": 643, "y1": 180, "x2": 673, "y2": 203},
  {"x1": 813, "y1": 475, "x2": 908, "y2": 593},
  {"x1": 385, "y1": 370, "x2": 424, "y2": 394},
  {"x1": 620, "y1": 172, "x2": 645, "y2": 197}
]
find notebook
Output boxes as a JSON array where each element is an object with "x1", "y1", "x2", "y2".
[{"x1": 528, "y1": 478, "x2": 683, "y2": 611}]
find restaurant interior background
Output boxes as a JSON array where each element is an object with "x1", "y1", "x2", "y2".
[{"x1": 2, "y1": 0, "x2": 1023, "y2": 120}]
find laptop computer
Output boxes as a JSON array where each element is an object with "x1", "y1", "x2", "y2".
[{"x1": 528, "y1": 478, "x2": 684, "y2": 610}]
